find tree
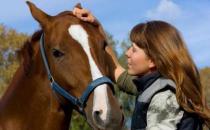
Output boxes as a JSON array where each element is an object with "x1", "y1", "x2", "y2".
[{"x1": 0, "y1": 24, "x2": 28, "y2": 97}]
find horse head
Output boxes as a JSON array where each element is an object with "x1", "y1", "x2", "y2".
[{"x1": 26, "y1": 1, "x2": 124, "y2": 129}]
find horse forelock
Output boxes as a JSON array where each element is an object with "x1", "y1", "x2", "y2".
[{"x1": 57, "y1": 11, "x2": 73, "y2": 17}]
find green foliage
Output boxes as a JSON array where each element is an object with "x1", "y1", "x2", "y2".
[
  {"x1": 0, "y1": 24, "x2": 28, "y2": 97},
  {"x1": 70, "y1": 111, "x2": 91, "y2": 130}
]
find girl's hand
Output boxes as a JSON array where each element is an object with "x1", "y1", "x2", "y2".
[
  {"x1": 72, "y1": 5, "x2": 125, "y2": 82},
  {"x1": 73, "y1": 7, "x2": 95, "y2": 23}
]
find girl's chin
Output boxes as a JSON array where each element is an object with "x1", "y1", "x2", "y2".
[{"x1": 127, "y1": 69, "x2": 137, "y2": 75}]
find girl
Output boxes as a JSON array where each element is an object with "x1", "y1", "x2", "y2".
[{"x1": 73, "y1": 7, "x2": 210, "y2": 130}]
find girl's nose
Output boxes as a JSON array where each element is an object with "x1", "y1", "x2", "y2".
[{"x1": 125, "y1": 47, "x2": 132, "y2": 58}]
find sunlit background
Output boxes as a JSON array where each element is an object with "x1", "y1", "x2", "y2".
[
  {"x1": 0, "y1": 1, "x2": 210, "y2": 129},
  {"x1": 1, "y1": 0, "x2": 210, "y2": 68}
]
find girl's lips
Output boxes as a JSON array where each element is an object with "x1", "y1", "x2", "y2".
[
  {"x1": 127, "y1": 62, "x2": 132, "y2": 66},
  {"x1": 128, "y1": 64, "x2": 132, "y2": 68}
]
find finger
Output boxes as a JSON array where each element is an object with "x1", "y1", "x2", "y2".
[
  {"x1": 73, "y1": 7, "x2": 83, "y2": 15},
  {"x1": 81, "y1": 8, "x2": 89, "y2": 13},
  {"x1": 73, "y1": 10, "x2": 84, "y2": 18},
  {"x1": 73, "y1": 8, "x2": 78, "y2": 15},
  {"x1": 81, "y1": 17, "x2": 94, "y2": 22},
  {"x1": 80, "y1": 17, "x2": 89, "y2": 21}
]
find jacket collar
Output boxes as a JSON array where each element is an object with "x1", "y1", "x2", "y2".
[{"x1": 133, "y1": 71, "x2": 161, "y2": 92}]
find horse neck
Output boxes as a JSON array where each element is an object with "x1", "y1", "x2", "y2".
[{"x1": 0, "y1": 64, "x2": 72, "y2": 130}]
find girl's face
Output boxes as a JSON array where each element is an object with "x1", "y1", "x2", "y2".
[{"x1": 126, "y1": 43, "x2": 156, "y2": 76}]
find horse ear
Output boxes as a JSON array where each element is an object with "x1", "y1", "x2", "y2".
[
  {"x1": 26, "y1": 1, "x2": 51, "y2": 30},
  {"x1": 74, "y1": 3, "x2": 82, "y2": 9}
]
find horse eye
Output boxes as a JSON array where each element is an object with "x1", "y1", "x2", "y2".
[{"x1": 52, "y1": 49, "x2": 64, "y2": 58}]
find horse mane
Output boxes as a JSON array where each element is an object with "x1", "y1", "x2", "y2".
[{"x1": 17, "y1": 30, "x2": 43, "y2": 75}]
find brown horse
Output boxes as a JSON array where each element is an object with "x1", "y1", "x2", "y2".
[{"x1": 0, "y1": 1, "x2": 124, "y2": 130}]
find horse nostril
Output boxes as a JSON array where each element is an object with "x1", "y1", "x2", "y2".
[
  {"x1": 92, "y1": 109, "x2": 107, "y2": 129},
  {"x1": 94, "y1": 110, "x2": 103, "y2": 116}
]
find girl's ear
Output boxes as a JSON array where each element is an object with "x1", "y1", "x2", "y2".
[{"x1": 148, "y1": 59, "x2": 156, "y2": 69}]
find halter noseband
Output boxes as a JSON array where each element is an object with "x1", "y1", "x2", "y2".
[{"x1": 39, "y1": 34, "x2": 114, "y2": 115}]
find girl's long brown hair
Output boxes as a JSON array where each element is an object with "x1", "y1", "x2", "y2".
[{"x1": 130, "y1": 20, "x2": 210, "y2": 127}]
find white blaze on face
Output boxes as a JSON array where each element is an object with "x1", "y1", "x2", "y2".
[{"x1": 68, "y1": 25, "x2": 109, "y2": 121}]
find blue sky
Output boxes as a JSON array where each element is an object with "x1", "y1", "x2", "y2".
[{"x1": 0, "y1": 0, "x2": 210, "y2": 68}]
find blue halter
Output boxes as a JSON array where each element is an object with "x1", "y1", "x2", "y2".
[{"x1": 39, "y1": 34, "x2": 114, "y2": 115}]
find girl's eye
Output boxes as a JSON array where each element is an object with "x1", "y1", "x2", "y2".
[
  {"x1": 52, "y1": 49, "x2": 65, "y2": 58},
  {"x1": 132, "y1": 46, "x2": 136, "y2": 52}
]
